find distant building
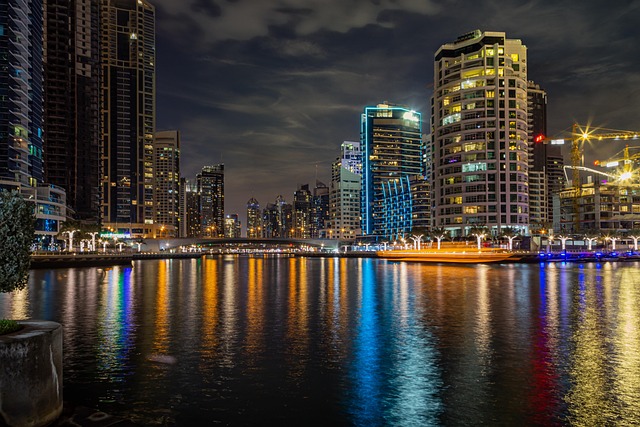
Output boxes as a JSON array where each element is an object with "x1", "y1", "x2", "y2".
[
  {"x1": 361, "y1": 103, "x2": 423, "y2": 238},
  {"x1": 246, "y1": 198, "x2": 261, "y2": 238},
  {"x1": 183, "y1": 180, "x2": 201, "y2": 238},
  {"x1": 262, "y1": 203, "x2": 279, "y2": 238},
  {"x1": 311, "y1": 181, "x2": 329, "y2": 238},
  {"x1": 293, "y1": 184, "x2": 312, "y2": 238},
  {"x1": 197, "y1": 164, "x2": 224, "y2": 237},
  {"x1": 224, "y1": 214, "x2": 241, "y2": 238},
  {"x1": 327, "y1": 142, "x2": 363, "y2": 240},
  {"x1": 528, "y1": 81, "x2": 563, "y2": 228},
  {"x1": 263, "y1": 195, "x2": 292, "y2": 238},
  {"x1": 432, "y1": 30, "x2": 529, "y2": 237},
  {"x1": 43, "y1": 0, "x2": 101, "y2": 222},
  {"x1": 100, "y1": 0, "x2": 156, "y2": 236},
  {"x1": 153, "y1": 131, "x2": 180, "y2": 237}
]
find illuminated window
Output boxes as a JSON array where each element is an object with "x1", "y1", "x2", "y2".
[
  {"x1": 443, "y1": 98, "x2": 450, "y2": 106},
  {"x1": 462, "y1": 162, "x2": 487, "y2": 172},
  {"x1": 486, "y1": 48, "x2": 494, "y2": 56},
  {"x1": 442, "y1": 113, "x2": 461, "y2": 126},
  {"x1": 462, "y1": 69, "x2": 484, "y2": 79},
  {"x1": 511, "y1": 53, "x2": 519, "y2": 62},
  {"x1": 451, "y1": 105, "x2": 462, "y2": 113}
]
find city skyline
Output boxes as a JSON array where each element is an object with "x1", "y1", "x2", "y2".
[{"x1": 153, "y1": 0, "x2": 640, "y2": 219}]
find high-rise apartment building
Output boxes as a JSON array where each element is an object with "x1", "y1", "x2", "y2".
[
  {"x1": 246, "y1": 198, "x2": 261, "y2": 238},
  {"x1": 0, "y1": 0, "x2": 70, "y2": 247},
  {"x1": 328, "y1": 141, "x2": 363, "y2": 240},
  {"x1": 153, "y1": 130, "x2": 180, "y2": 237},
  {"x1": 262, "y1": 195, "x2": 291, "y2": 238},
  {"x1": 224, "y1": 213, "x2": 241, "y2": 238},
  {"x1": 0, "y1": 0, "x2": 45, "y2": 187},
  {"x1": 100, "y1": 0, "x2": 155, "y2": 235},
  {"x1": 293, "y1": 184, "x2": 311, "y2": 238},
  {"x1": 197, "y1": 164, "x2": 224, "y2": 237},
  {"x1": 183, "y1": 179, "x2": 201, "y2": 238},
  {"x1": 361, "y1": 103, "x2": 423, "y2": 238},
  {"x1": 432, "y1": 30, "x2": 529, "y2": 237},
  {"x1": 43, "y1": 0, "x2": 101, "y2": 222},
  {"x1": 311, "y1": 181, "x2": 329, "y2": 238},
  {"x1": 527, "y1": 81, "x2": 563, "y2": 228}
]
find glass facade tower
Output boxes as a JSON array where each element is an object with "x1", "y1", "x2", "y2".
[
  {"x1": 100, "y1": 0, "x2": 155, "y2": 233},
  {"x1": 0, "y1": 0, "x2": 44, "y2": 187},
  {"x1": 361, "y1": 103, "x2": 423, "y2": 237}
]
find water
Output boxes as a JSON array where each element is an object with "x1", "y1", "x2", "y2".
[{"x1": 2, "y1": 256, "x2": 640, "y2": 425}]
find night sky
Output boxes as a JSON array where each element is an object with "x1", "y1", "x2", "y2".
[{"x1": 154, "y1": 0, "x2": 640, "y2": 222}]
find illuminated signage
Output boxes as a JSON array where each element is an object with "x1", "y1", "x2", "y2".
[
  {"x1": 550, "y1": 139, "x2": 565, "y2": 145},
  {"x1": 100, "y1": 232, "x2": 131, "y2": 239}
]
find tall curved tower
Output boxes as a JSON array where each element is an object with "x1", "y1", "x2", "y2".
[{"x1": 432, "y1": 30, "x2": 529, "y2": 237}]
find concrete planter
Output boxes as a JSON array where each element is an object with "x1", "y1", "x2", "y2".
[{"x1": 0, "y1": 320, "x2": 63, "y2": 427}]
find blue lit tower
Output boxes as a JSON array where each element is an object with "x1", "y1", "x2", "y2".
[
  {"x1": 361, "y1": 103, "x2": 423, "y2": 238},
  {"x1": 0, "y1": 0, "x2": 44, "y2": 186}
]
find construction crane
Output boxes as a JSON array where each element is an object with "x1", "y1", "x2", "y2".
[
  {"x1": 594, "y1": 145, "x2": 640, "y2": 181},
  {"x1": 562, "y1": 124, "x2": 640, "y2": 231}
]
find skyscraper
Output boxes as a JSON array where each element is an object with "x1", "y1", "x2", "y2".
[
  {"x1": 328, "y1": 141, "x2": 363, "y2": 240},
  {"x1": 246, "y1": 197, "x2": 261, "y2": 238},
  {"x1": 100, "y1": 0, "x2": 155, "y2": 235},
  {"x1": 527, "y1": 81, "x2": 563, "y2": 227},
  {"x1": 293, "y1": 184, "x2": 311, "y2": 238},
  {"x1": 0, "y1": 0, "x2": 44, "y2": 187},
  {"x1": 311, "y1": 181, "x2": 329, "y2": 238},
  {"x1": 183, "y1": 179, "x2": 201, "y2": 238},
  {"x1": 153, "y1": 130, "x2": 180, "y2": 237},
  {"x1": 224, "y1": 213, "x2": 241, "y2": 238},
  {"x1": 361, "y1": 103, "x2": 423, "y2": 238},
  {"x1": 197, "y1": 164, "x2": 224, "y2": 237},
  {"x1": 43, "y1": 0, "x2": 101, "y2": 222},
  {"x1": 0, "y1": 0, "x2": 69, "y2": 248},
  {"x1": 432, "y1": 30, "x2": 529, "y2": 237}
]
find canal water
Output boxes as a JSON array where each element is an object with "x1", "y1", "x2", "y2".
[{"x1": 1, "y1": 256, "x2": 640, "y2": 425}]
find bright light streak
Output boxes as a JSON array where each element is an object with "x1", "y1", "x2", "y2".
[{"x1": 619, "y1": 172, "x2": 633, "y2": 181}]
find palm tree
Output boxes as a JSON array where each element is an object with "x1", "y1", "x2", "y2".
[
  {"x1": 583, "y1": 230, "x2": 599, "y2": 251},
  {"x1": 556, "y1": 234, "x2": 571, "y2": 251},
  {"x1": 430, "y1": 227, "x2": 449, "y2": 250},
  {"x1": 468, "y1": 226, "x2": 489, "y2": 250},
  {"x1": 500, "y1": 227, "x2": 520, "y2": 251},
  {"x1": 627, "y1": 228, "x2": 640, "y2": 251},
  {"x1": 601, "y1": 230, "x2": 622, "y2": 251}
]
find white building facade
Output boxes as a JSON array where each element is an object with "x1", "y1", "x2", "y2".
[{"x1": 432, "y1": 30, "x2": 529, "y2": 237}]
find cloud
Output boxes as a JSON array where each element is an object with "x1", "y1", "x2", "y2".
[{"x1": 155, "y1": 0, "x2": 441, "y2": 45}]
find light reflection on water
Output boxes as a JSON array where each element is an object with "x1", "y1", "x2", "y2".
[{"x1": 1, "y1": 258, "x2": 640, "y2": 425}]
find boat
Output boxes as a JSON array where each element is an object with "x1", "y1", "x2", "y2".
[{"x1": 377, "y1": 248, "x2": 524, "y2": 264}]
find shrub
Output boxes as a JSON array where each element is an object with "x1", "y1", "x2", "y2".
[
  {"x1": 0, "y1": 190, "x2": 35, "y2": 294},
  {"x1": 0, "y1": 319, "x2": 22, "y2": 335}
]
